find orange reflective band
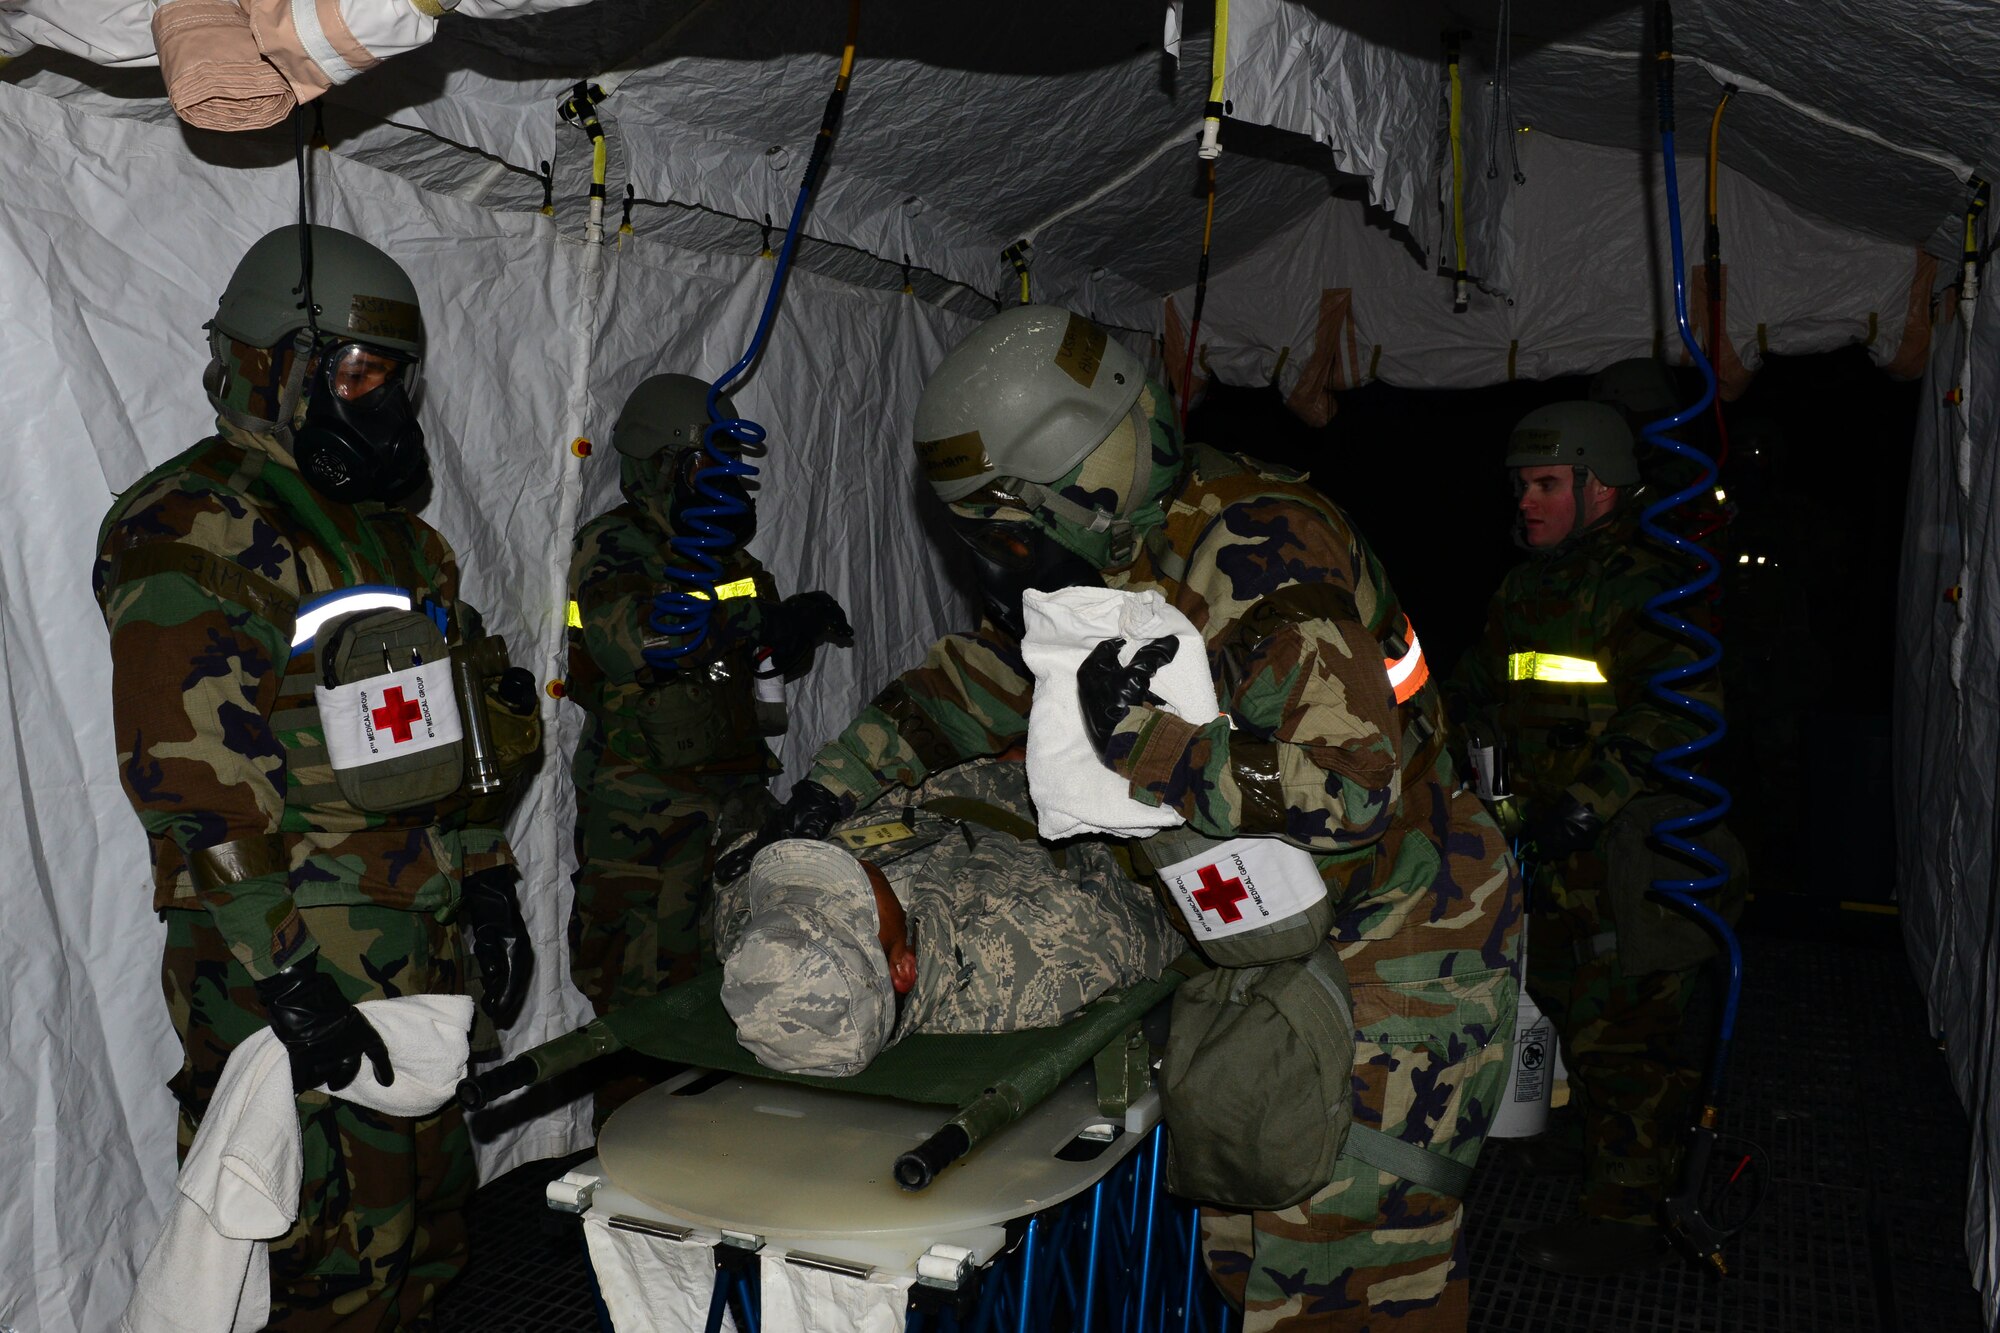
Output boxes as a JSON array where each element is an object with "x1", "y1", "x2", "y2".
[{"x1": 1384, "y1": 615, "x2": 1429, "y2": 704}]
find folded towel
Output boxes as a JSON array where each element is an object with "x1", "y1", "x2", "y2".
[
  {"x1": 121, "y1": 995, "x2": 473, "y2": 1333},
  {"x1": 584, "y1": 1218, "x2": 738, "y2": 1333},
  {"x1": 1020, "y1": 587, "x2": 1219, "y2": 839},
  {"x1": 151, "y1": 0, "x2": 295, "y2": 132}
]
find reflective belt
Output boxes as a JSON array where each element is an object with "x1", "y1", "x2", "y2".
[
  {"x1": 1506, "y1": 651, "x2": 1607, "y2": 684},
  {"x1": 290, "y1": 585, "x2": 414, "y2": 657},
  {"x1": 695, "y1": 577, "x2": 758, "y2": 602},
  {"x1": 1384, "y1": 615, "x2": 1430, "y2": 704}
]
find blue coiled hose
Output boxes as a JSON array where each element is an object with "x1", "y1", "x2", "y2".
[
  {"x1": 1640, "y1": 4, "x2": 1739, "y2": 1101},
  {"x1": 645, "y1": 13, "x2": 857, "y2": 668}
]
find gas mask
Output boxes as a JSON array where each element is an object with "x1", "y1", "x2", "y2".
[
  {"x1": 293, "y1": 341, "x2": 429, "y2": 505},
  {"x1": 668, "y1": 448, "x2": 758, "y2": 546},
  {"x1": 949, "y1": 511, "x2": 1102, "y2": 639}
]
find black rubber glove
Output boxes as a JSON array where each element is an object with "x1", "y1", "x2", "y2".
[
  {"x1": 253, "y1": 956, "x2": 393, "y2": 1094},
  {"x1": 770, "y1": 591, "x2": 855, "y2": 675},
  {"x1": 1524, "y1": 793, "x2": 1605, "y2": 861},
  {"x1": 713, "y1": 779, "x2": 851, "y2": 884},
  {"x1": 1077, "y1": 635, "x2": 1180, "y2": 762},
  {"x1": 463, "y1": 866, "x2": 532, "y2": 1027}
]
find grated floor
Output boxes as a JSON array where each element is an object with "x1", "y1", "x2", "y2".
[{"x1": 439, "y1": 924, "x2": 1987, "y2": 1332}]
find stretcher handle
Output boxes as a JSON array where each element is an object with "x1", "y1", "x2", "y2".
[
  {"x1": 456, "y1": 1016, "x2": 627, "y2": 1109},
  {"x1": 893, "y1": 1081, "x2": 1028, "y2": 1190}
]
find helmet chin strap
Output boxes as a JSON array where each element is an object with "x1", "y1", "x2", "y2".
[{"x1": 1010, "y1": 400, "x2": 1155, "y2": 567}]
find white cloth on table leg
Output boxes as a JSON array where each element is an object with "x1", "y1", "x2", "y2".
[
  {"x1": 584, "y1": 1219, "x2": 737, "y2": 1332},
  {"x1": 1021, "y1": 586, "x2": 1220, "y2": 840},
  {"x1": 758, "y1": 1252, "x2": 914, "y2": 1333},
  {"x1": 119, "y1": 995, "x2": 474, "y2": 1333}
]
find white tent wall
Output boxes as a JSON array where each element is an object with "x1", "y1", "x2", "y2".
[
  {"x1": 1176, "y1": 129, "x2": 1929, "y2": 413},
  {"x1": 0, "y1": 73, "x2": 974, "y2": 1331},
  {"x1": 1897, "y1": 281, "x2": 2000, "y2": 1324}
]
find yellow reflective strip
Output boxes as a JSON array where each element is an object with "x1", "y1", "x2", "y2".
[
  {"x1": 1506, "y1": 651, "x2": 1606, "y2": 684},
  {"x1": 714, "y1": 577, "x2": 757, "y2": 601},
  {"x1": 566, "y1": 600, "x2": 583, "y2": 630}
]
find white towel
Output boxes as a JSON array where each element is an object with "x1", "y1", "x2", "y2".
[
  {"x1": 583, "y1": 1219, "x2": 737, "y2": 1333},
  {"x1": 758, "y1": 1252, "x2": 913, "y2": 1333},
  {"x1": 1020, "y1": 587, "x2": 1220, "y2": 839},
  {"x1": 121, "y1": 995, "x2": 474, "y2": 1333}
]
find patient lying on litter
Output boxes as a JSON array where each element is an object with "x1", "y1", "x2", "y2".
[{"x1": 713, "y1": 755, "x2": 1183, "y2": 1077}]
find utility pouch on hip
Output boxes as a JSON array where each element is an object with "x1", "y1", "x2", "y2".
[
  {"x1": 314, "y1": 607, "x2": 464, "y2": 812},
  {"x1": 1603, "y1": 794, "x2": 1748, "y2": 975},
  {"x1": 1161, "y1": 944, "x2": 1355, "y2": 1210},
  {"x1": 1141, "y1": 827, "x2": 1331, "y2": 967},
  {"x1": 635, "y1": 660, "x2": 757, "y2": 771}
]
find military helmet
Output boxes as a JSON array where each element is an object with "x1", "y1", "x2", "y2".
[
  {"x1": 213, "y1": 224, "x2": 423, "y2": 358},
  {"x1": 613, "y1": 373, "x2": 738, "y2": 461},
  {"x1": 912, "y1": 304, "x2": 1144, "y2": 503},
  {"x1": 1505, "y1": 401, "x2": 1641, "y2": 487},
  {"x1": 1588, "y1": 358, "x2": 1681, "y2": 422}
]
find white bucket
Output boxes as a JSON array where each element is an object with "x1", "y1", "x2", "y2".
[{"x1": 1489, "y1": 986, "x2": 1555, "y2": 1139}]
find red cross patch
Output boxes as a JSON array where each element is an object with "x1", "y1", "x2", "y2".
[
  {"x1": 371, "y1": 686, "x2": 426, "y2": 744},
  {"x1": 1192, "y1": 863, "x2": 1249, "y2": 923}
]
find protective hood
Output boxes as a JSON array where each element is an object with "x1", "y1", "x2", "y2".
[{"x1": 1027, "y1": 379, "x2": 1185, "y2": 571}]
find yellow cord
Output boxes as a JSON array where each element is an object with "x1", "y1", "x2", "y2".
[
  {"x1": 839, "y1": 0, "x2": 860, "y2": 85},
  {"x1": 1201, "y1": 159, "x2": 1218, "y2": 251}
]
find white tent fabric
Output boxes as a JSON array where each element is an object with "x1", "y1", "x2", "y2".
[
  {"x1": 1896, "y1": 278, "x2": 2000, "y2": 1323},
  {"x1": 1178, "y1": 130, "x2": 1931, "y2": 417},
  {"x1": 4, "y1": 0, "x2": 2000, "y2": 1327},
  {"x1": 0, "y1": 74, "x2": 973, "y2": 1331}
]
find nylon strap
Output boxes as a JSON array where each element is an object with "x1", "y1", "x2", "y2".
[
  {"x1": 107, "y1": 542, "x2": 299, "y2": 627},
  {"x1": 1342, "y1": 1123, "x2": 1474, "y2": 1199},
  {"x1": 918, "y1": 795, "x2": 1065, "y2": 869},
  {"x1": 187, "y1": 833, "x2": 287, "y2": 892}
]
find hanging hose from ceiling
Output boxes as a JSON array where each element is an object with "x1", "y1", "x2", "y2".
[
  {"x1": 644, "y1": 2, "x2": 860, "y2": 667},
  {"x1": 1446, "y1": 34, "x2": 1470, "y2": 313},
  {"x1": 1642, "y1": 2, "x2": 1756, "y2": 1274}
]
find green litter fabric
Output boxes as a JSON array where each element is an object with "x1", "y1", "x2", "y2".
[{"x1": 599, "y1": 968, "x2": 1186, "y2": 1107}]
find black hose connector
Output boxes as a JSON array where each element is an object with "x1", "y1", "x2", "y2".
[
  {"x1": 459, "y1": 1054, "x2": 537, "y2": 1111},
  {"x1": 1661, "y1": 1109, "x2": 1729, "y2": 1275},
  {"x1": 894, "y1": 1123, "x2": 972, "y2": 1191}
]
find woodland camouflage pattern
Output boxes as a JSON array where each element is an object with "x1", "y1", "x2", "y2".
[
  {"x1": 96, "y1": 425, "x2": 509, "y2": 1324},
  {"x1": 1448, "y1": 504, "x2": 1718, "y2": 1223},
  {"x1": 565, "y1": 498, "x2": 780, "y2": 1017},
  {"x1": 806, "y1": 436, "x2": 1520, "y2": 1330}
]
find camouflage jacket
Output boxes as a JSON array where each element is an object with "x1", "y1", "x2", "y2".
[
  {"x1": 1448, "y1": 506, "x2": 1719, "y2": 823},
  {"x1": 566, "y1": 502, "x2": 781, "y2": 804},
  {"x1": 806, "y1": 446, "x2": 1517, "y2": 1018},
  {"x1": 836, "y1": 757, "x2": 1184, "y2": 1038},
  {"x1": 94, "y1": 427, "x2": 513, "y2": 979}
]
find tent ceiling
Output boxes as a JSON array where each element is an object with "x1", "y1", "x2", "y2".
[{"x1": 4, "y1": 0, "x2": 1993, "y2": 325}]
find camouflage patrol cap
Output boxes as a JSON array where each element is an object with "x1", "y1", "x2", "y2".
[
  {"x1": 1505, "y1": 401, "x2": 1641, "y2": 487},
  {"x1": 719, "y1": 840, "x2": 896, "y2": 1077}
]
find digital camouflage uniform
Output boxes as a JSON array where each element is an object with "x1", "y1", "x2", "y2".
[
  {"x1": 565, "y1": 497, "x2": 782, "y2": 1020},
  {"x1": 95, "y1": 424, "x2": 510, "y2": 1329},
  {"x1": 1450, "y1": 504, "x2": 1720, "y2": 1223},
  {"x1": 840, "y1": 757, "x2": 1184, "y2": 1040},
  {"x1": 808, "y1": 405, "x2": 1521, "y2": 1331}
]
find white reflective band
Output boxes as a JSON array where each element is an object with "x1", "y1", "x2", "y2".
[
  {"x1": 1383, "y1": 615, "x2": 1429, "y2": 704},
  {"x1": 292, "y1": 0, "x2": 348, "y2": 77},
  {"x1": 291, "y1": 586, "x2": 415, "y2": 653},
  {"x1": 316, "y1": 658, "x2": 462, "y2": 770},
  {"x1": 1154, "y1": 837, "x2": 1327, "y2": 941},
  {"x1": 1507, "y1": 651, "x2": 1607, "y2": 684},
  {"x1": 566, "y1": 600, "x2": 583, "y2": 629}
]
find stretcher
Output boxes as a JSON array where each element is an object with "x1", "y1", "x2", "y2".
[{"x1": 461, "y1": 969, "x2": 1236, "y2": 1331}]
